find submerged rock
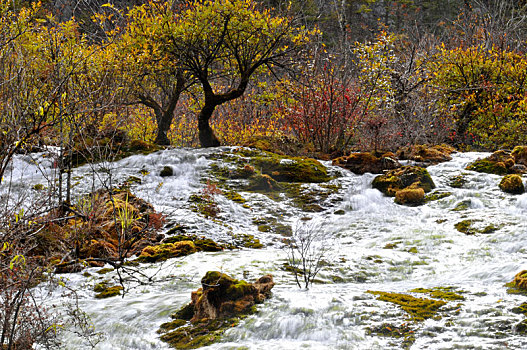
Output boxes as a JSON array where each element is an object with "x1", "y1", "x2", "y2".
[
  {"x1": 332, "y1": 152, "x2": 401, "y2": 175},
  {"x1": 159, "y1": 272, "x2": 274, "y2": 349},
  {"x1": 499, "y1": 174, "x2": 525, "y2": 194}
]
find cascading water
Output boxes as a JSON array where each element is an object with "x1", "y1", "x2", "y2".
[{"x1": 4, "y1": 147, "x2": 527, "y2": 349}]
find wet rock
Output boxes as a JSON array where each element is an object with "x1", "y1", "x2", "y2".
[
  {"x1": 395, "y1": 187, "x2": 425, "y2": 206},
  {"x1": 94, "y1": 283, "x2": 123, "y2": 299},
  {"x1": 137, "y1": 241, "x2": 197, "y2": 263},
  {"x1": 160, "y1": 166, "x2": 174, "y2": 177},
  {"x1": 466, "y1": 150, "x2": 526, "y2": 175},
  {"x1": 246, "y1": 174, "x2": 280, "y2": 191},
  {"x1": 499, "y1": 174, "x2": 525, "y2": 194},
  {"x1": 396, "y1": 144, "x2": 456, "y2": 164},
  {"x1": 163, "y1": 235, "x2": 224, "y2": 252},
  {"x1": 332, "y1": 152, "x2": 401, "y2": 175},
  {"x1": 512, "y1": 146, "x2": 527, "y2": 166},
  {"x1": 237, "y1": 149, "x2": 329, "y2": 183},
  {"x1": 372, "y1": 166, "x2": 435, "y2": 205},
  {"x1": 159, "y1": 272, "x2": 274, "y2": 349}
]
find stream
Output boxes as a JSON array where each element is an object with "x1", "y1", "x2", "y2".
[{"x1": 4, "y1": 147, "x2": 527, "y2": 349}]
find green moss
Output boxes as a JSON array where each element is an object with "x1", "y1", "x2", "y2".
[
  {"x1": 453, "y1": 200, "x2": 471, "y2": 211},
  {"x1": 511, "y1": 302, "x2": 527, "y2": 316},
  {"x1": 96, "y1": 268, "x2": 114, "y2": 275},
  {"x1": 499, "y1": 174, "x2": 525, "y2": 194},
  {"x1": 225, "y1": 281, "x2": 255, "y2": 300},
  {"x1": 372, "y1": 166, "x2": 435, "y2": 198},
  {"x1": 258, "y1": 225, "x2": 271, "y2": 232},
  {"x1": 407, "y1": 247, "x2": 418, "y2": 254},
  {"x1": 367, "y1": 291, "x2": 446, "y2": 321},
  {"x1": 425, "y1": 191, "x2": 452, "y2": 202},
  {"x1": 506, "y1": 270, "x2": 527, "y2": 295},
  {"x1": 172, "y1": 303, "x2": 194, "y2": 321},
  {"x1": 466, "y1": 158, "x2": 508, "y2": 175},
  {"x1": 480, "y1": 224, "x2": 499, "y2": 234},
  {"x1": 223, "y1": 190, "x2": 246, "y2": 203},
  {"x1": 248, "y1": 152, "x2": 329, "y2": 183},
  {"x1": 94, "y1": 285, "x2": 123, "y2": 299},
  {"x1": 164, "y1": 235, "x2": 224, "y2": 252},
  {"x1": 409, "y1": 287, "x2": 465, "y2": 301},
  {"x1": 366, "y1": 323, "x2": 416, "y2": 349},
  {"x1": 158, "y1": 319, "x2": 187, "y2": 333},
  {"x1": 160, "y1": 319, "x2": 238, "y2": 349},
  {"x1": 136, "y1": 241, "x2": 197, "y2": 263},
  {"x1": 454, "y1": 220, "x2": 474, "y2": 234},
  {"x1": 449, "y1": 175, "x2": 467, "y2": 188},
  {"x1": 232, "y1": 234, "x2": 263, "y2": 249}
]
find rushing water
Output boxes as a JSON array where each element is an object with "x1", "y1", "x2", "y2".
[{"x1": 4, "y1": 148, "x2": 527, "y2": 349}]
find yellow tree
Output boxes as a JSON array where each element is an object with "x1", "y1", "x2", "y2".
[{"x1": 159, "y1": 0, "x2": 312, "y2": 147}]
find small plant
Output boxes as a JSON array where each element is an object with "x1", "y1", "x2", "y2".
[
  {"x1": 286, "y1": 220, "x2": 333, "y2": 289},
  {"x1": 190, "y1": 181, "x2": 222, "y2": 218}
]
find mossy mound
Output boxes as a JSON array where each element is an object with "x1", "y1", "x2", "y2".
[
  {"x1": 372, "y1": 166, "x2": 435, "y2": 205},
  {"x1": 425, "y1": 191, "x2": 452, "y2": 202},
  {"x1": 332, "y1": 152, "x2": 400, "y2": 175},
  {"x1": 159, "y1": 272, "x2": 274, "y2": 349},
  {"x1": 507, "y1": 270, "x2": 527, "y2": 293},
  {"x1": 94, "y1": 284, "x2": 123, "y2": 299},
  {"x1": 163, "y1": 235, "x2": 224, "y2": 252},
  {"x1": 395, "y1": 187, "x2": 425, "y2": 206},
  {"x1": 237, "y1": 149, "x2": 330, "y2": 183},
  {"x1": 368, "y1": 290, "x2": 446, "y2": 321},
  {"x1": 512, "y1": 146, "x2": 527, "y2": 166},
  {"x1": 246, "y1": 174, "x2": 281, "y2": 192},
  {"x1": 454, "y1": 220, "x2": 499, "y2": 235},
  {"x1": 396, "y1": 144, "x2": 455, "y2": 163},
  {"x1": 499, "y1": 174, "x2": 525, "y2": 194},
  {"x1": 449, "y1": 174, "x2": 467, "y2": 188},
  {"x1": 137, "y1": 241, "x2": 197, "y2": 263},
  {"x1": 466, "y1": 150, "x2": 527, "y2": 175}
]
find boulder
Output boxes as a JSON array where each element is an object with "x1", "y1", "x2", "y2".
[
  {"x1": 512, "y1": 146, "x2": 527, "y2": 166},
  {"x1": 372, "y1": 166, "x2": 435, "y2": 198},
  {"x1": 191, "y1": 271, "x2": 274, "y2": 322},
  {"x1": 466, "y1": 150, "x2": 526, "y2": 175},
  {"x1": 396, "y1": 144, "x2": 455, "y2": 164},
  {"x1": 332, "y1": 152, "x2": 401, "y2": 175},
  {"x1": 499, "y1": 174, "x2": 525, "y2": 194},
  {"x1": 159, "y1": 272, "x2": 275, "y2": 349},
  {"x1": 395, "y1": 187, "x2": 425, "y2": 206},
  {"x1": 137, "y1": 241, "x2": 197, "y2": 263}
]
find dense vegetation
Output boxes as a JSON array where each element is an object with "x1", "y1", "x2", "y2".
[{"x1": 2, "y1": 0, "x2": 527, "y2": 348}]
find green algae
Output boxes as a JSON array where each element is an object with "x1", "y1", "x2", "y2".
[
  {"x1": 466, "y1": 158, "x2": 508, "y2": 175},
  {"x1": 94, "y1": 285, "x2": 123, "y2": 299},
  {"x1": 449, "y1": 174, "x2": 467, "y2": 188},
  {"x1": 367, "y1": 291, "x2": 446, "y2": 321},
  {"x1": 409, "y1": 287, "x2": 465, "y2": 301}
]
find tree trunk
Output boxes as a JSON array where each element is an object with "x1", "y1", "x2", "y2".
[
  {"x1": 155, "y1": 110, "x2": 172, "y2": 146},
  {"x1": 198, "y1": 103, "x2": 220, "y2": 147}
]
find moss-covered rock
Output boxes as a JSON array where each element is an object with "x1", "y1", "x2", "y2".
[
  {"x1": 159, "y1": 272, "x2": 275, "y2": 349},
  {"x1": 395, "y1": 187, "x2": 425, "y2": 206},
  {"x1": 246, "y1": 174, "x2": 280, "y2": 192},
  {"x1": 244, "y1": 151, "x2": 330, "y2": 183},
  {"x1": 449, "y1": 175, "x2": 467, "y2": 188},
  {"x1": 367, "y1": 290, "x2": 446, "y2": 321},
  {"x1": 372, "y1": 166, "x2": 435, "y2": 204},
  {"x1": 510, "y1": 270, "x2": 527, "y2": 291},
  {"x1": 512, "y1": 146, "x2": 527, "y2": 166},
  {"x1": 94, "y1": 285, "x2": 123, "y2": 299},
  {"x1": 137, "y1": 241, "x2": 197, "y2": 263},
  {"x1": 163, "y1": 235, "x2": 224, "y2": 252},
  {"x1": 466, "y1": 150, "x2": 525, "y2": 175},
  {"x1": 499, "y1": 174, "x2": 525, "y2": 194},
  {"x1": 425, "y1": 191, "x2": 452, "y2": 202},
  {"x1": 332, "y1": 152, "x2": 400, "y2": 175},
  {"x1": 396, "y1": 144, "x2": 455, "y2": 163}
]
